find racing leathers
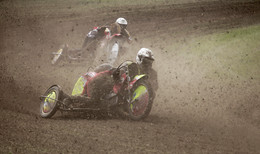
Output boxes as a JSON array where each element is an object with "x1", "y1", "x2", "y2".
[{"x1": 138, "y1": 64, "x2": 158, "y2": 99}]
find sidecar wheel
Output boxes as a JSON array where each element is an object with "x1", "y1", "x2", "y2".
[
  {"x1": 128, "y1": 80, "x2": 153, "y2": 121},
  {"x1": 40, "y1": 85, "x2": 62, "y2": 118}
]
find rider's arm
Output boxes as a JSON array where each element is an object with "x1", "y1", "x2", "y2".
[{"x1": 122, "y1": 29, "x2": 132, "y2": 43}]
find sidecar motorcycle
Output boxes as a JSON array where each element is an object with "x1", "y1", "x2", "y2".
[{"x1": 39, "y1": 61, "x2": 154, "y2": 121}]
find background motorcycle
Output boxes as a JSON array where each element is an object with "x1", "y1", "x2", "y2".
[
  {"x1": 40, "y1": 61, "x2": 154, "y2": 121},
  {"x1": 51, "y1": 27, "x2": 128, "y2": 65}
]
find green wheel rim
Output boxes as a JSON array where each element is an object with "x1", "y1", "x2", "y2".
[
  {"x1": 43, "y1": 91, "x2": 57, "y2": 113},
  {"x1": 130, "y1": 85, "x2": 149, "y2": 116}
]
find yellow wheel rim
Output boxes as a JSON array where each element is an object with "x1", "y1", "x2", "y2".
[{"x1": 43, "y1": 91, "x2": 57, "y2": 113}]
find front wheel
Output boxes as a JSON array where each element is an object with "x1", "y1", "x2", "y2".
[
  {"x1": 40, "y1": 85, "x2": 63, "y2": 118},
  {"x1": 128, "y1": 80, "x2": 153, "y2": 121}
]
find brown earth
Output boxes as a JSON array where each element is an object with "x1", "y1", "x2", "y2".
[{"x1": 0, "y1": 0, "x2": 260, "y2": 153}]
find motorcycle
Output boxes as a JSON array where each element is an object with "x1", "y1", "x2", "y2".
[
  {"x1": 51, "y1": 27, "x2": 127, "y2": 65},
  {"x1": 40, "y1": 61, "x2": 154, "y2": 121}
]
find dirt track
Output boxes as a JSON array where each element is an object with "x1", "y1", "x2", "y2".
[{"x1": 1, "y1": 0, "x2": 260, "y2": 153}]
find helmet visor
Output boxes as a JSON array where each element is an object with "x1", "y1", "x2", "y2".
[
  {"x1": 120, "y1": 24, "x2": 127, "y2": 29},
  {"x1": 142, "y1": 57, "x2": 154, "y2": 66}
]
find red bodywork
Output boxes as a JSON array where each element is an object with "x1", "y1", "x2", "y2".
[
  {"x1": 81, "y1": 69, "x2": 131, "y2": 98},
  {"x1": 81, "y1": 71, "x2": 112, "y2": 97}
]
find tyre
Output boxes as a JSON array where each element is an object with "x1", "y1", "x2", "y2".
[
  {"x1": 128, "y1": 80, "x2": 153, "y2": 121},
  {"x1": 40, "y1": 85, "x2": 63, "y2": 118}
]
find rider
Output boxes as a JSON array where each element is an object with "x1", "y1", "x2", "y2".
[
  {"x1": 81, "y1": 17, "x2": 132, "y2": 50},
  {"x1": 112, "y1": 47, "x2": 158, "y2": 97},
  {"x1": 136, "y1": 48, "x2": 158, "y2": 93},
  {"x1": 110, "y1": 48, "x2": 158, "y2": 117},
  {"x1": 110, "y1": 17, "x2": 132, "y2": 43}
]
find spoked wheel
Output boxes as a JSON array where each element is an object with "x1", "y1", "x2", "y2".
[
  {"x1": 128, "y1": 80, "x2": 153, "y2": 121},
  {"x1": 40, "y1": 85, "x2": 63, "y2": 118}
]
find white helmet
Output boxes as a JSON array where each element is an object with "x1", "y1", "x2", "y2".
[
  {"x1": 136, "y1": 48, "x2": 154, "y2": 65},
  {"x1": 116, "y1": 17, "x2": 127, "y2": 25}
]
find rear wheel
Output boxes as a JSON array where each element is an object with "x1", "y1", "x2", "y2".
[
  {"x1": 40, "y1": 85, "x2": 63, "y2": 118},
  {"x1": 128, "y1": 80, "x2": 153, "y2": 121}
]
